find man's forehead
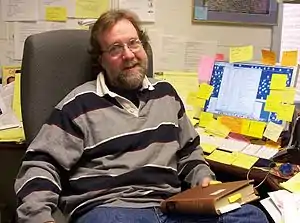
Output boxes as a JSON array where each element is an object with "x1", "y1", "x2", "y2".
[{"x1": 99, "y1": 19, "x2": 139, "y2": 46}]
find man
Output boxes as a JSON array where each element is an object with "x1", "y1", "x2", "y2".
[{"x1": 15, "y1": 9, "x2": 268, "y2": 223}]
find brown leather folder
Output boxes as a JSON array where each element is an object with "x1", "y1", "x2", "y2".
[{"x1": 160, "y1": 180, "x2": 259, "y2": 215}]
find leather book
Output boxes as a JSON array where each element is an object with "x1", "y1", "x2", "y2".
[{"x1": 160, "y1": 180, "x2": 259, "y2": 215}]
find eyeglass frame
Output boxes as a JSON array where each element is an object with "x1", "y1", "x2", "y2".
[{"x1": 101, "y1": 38, "x2": 143, "y2": 57}]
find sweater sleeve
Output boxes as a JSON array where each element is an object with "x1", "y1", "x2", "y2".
[
  {"x1": 174, "y1": 91, "x2": 216, "y2": 187},
  {"x1": 14, "y1": 108, "x2": 84, "y2": 223}
]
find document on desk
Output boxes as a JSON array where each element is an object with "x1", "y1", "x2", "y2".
[
  {"x1": 241, "y1": 144, "x2": 278, "y2": 160},
  {"x1": 1, "y1": 0, "x2": 39, "y2": 21}
]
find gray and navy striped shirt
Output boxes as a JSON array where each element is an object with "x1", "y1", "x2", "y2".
[{"x1": 15, "y1": 74, "x2": 215, "y2": 222}]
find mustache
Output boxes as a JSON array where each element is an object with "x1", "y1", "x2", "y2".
[{"x1": 122, "y1": 61, "x2": 140, "y2": 69}]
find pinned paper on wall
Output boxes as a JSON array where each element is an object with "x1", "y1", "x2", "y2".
[
  {"x1": 261, "y1": 49, "x2": 276, "y2": 65},
  {"x1": 197, "y1": 56, "x2": 215, "y2": 83},
  {"x1": 263, "y1": 122, "x2": 284, "y2": 142},
  {"x1": 270, "y1": 74, "x2": 287, "y2": 90},
  {"x1": 229, "y1": 45, "x2": 253, "y2": 63},
  {"x1": 45, "y1": 7, "x2": 67, "y2": 21},
  {"x1": 281, "y1": 50, "x2": 298, "y2": 67},
  {"x1": 198, "y1": 83, "x2": 214, "y2": 100}
]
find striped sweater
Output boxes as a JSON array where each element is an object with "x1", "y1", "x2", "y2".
[{"x1": 15, "y1": 74, "x2": 215, "y2": 223}]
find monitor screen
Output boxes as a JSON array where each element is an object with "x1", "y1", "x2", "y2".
[{"x1": 204, "y1": 62, "x2": 296, "y2": 124}]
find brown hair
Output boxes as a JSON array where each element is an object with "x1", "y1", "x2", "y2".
[{"x1": 89, "y1": 9, "x2": 149, "y2": 75}]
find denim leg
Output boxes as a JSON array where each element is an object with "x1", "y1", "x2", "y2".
[
  {"x1": 220, "y1": 204, "x2": 269, "y2": 223},
  {"x1": 76, "y1": 207, "x2": 160, "y2": 223},
  {"x1": 154, "y1": 207, "x2": 219, "y2": 223}
]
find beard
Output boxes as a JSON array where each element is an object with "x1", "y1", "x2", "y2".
[{"x1": 109, "y1": 60, "x2": 147, "y2": 90}]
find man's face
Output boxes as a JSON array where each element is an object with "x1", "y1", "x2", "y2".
[{"x1": 98, "y1": 19, "x2": 148, "y2": 90}]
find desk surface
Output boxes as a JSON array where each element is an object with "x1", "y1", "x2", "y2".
[{"x1": 208, "y1": 160, "x2": 284, "y2": 191}]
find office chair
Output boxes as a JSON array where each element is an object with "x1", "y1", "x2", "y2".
[{"x1": 20, "y1": 29, "x2": 154, "y2": 221}]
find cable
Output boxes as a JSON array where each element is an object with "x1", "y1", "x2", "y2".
[{"x1": 246, "y1": 162, "x2": 276, "y2": 189}]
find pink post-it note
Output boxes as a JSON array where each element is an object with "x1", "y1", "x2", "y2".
[
  {"x1": 198, "y1": 56, "x2": 215, "y2": 83},
  {"x1": 215, "y1": 53, "x2": 225, "y2": 61}
]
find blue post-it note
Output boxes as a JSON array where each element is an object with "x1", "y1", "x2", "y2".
[{"x1": 195, "y1": 6, "x2": 208, "y2": 20}]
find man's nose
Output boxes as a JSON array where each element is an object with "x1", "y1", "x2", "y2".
[{"x1": 122, "y1": 45, "x2": 135, "y2": 60}]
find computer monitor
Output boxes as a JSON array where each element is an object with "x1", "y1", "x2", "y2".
[{"x1": 204, "y1": 62, "x2": 297, "y2": 124}]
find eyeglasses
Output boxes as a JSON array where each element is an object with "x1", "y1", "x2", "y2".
[{"x1": 102, "y1": 38, "x2": 143, "y2": 57}]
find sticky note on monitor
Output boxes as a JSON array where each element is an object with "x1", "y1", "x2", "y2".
[
  {"x1": 199, "y1": 112, "x2": 214, "y2": 128},
  {"x1": 263, "y1": 122, "x2": 284, "y2": 142},
  {"x1": 229, "y1": 45, "x2": 253, "y2": 63},
  {"x1": 270, "y1": 74, "x2": 287, "y2": 90},
  {"x1": 277, "y1": 104, "x2": 295, "y2": 122},
  {"x1": 198, "y1": 83, "x2": 214, "y2": 99},
  {"x1": 198, "y1": 56, "x2": 215, "y2": 83}
]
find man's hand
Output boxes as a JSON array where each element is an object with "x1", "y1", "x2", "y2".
[{"x1": 200, "y1": 176, "x2": 212, "y2": 187}]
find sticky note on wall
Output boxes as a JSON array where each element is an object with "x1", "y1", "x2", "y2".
[
  {"x1": 45, "y1": 7, "x2": 67, "y2": 22},
  {"x1": 281, "y1": 50, "x2": 298, "y2": 67},
  {"x1": 229, "y1": 45, "x2": 253, "y2": 63},
  {"x1": 198, "y1": 56, "x2": 215, "y2": 83}
]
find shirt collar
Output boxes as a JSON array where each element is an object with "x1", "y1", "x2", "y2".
[{"x1": 96, "y1": 72, "x2": 154, "y2": 97}]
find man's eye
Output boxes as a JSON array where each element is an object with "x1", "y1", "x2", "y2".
[{"x1": 110, "y1": 45, "x2": 121, "y2": 53}]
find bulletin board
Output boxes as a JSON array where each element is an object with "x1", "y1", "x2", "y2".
[
  {"x1": 204, "y1": 62, "x2": 297, "y2": 124},
  {"x1": 192, "y1": 0, "x2": 279, "y2": 26}
]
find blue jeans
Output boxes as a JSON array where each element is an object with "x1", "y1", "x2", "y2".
[{"x1": 76, "y1": 204, "x2": 269, "y2": 223}]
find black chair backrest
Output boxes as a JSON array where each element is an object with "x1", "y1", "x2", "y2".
[{"x1": 21, "y1": 29, "x2": 153, "y2": 143}]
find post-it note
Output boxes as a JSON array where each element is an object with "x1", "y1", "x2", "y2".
[
  {"x1": 206, "y1": 150, "x2": 236, "y2": 165},
  {"x1": 264, "y1": 96, "x2": 281, "y2": 112},
  {"x1": 282, "y1": 87, "x2": 296, "y2": 104},
  {"x1": 218, "y1": 116, "x2": 243, "y2": 134},
  {"x1": 276, "y1": 104, "x2": 295, "y2": 122},
  {"x1": 281, "y1": 50, "x2": 298, "y2": 67},
  {"x1": 229, "y1": 45, "x2": 253, "y2": 63},
  {"x1": 205, "y1": 120, "x2": 231, "y2": 138},
  {"x1": 198, "y1": 56, "x2": 215, "y2": 83},
  {"x1": 240, "y1": 119, "x2": 251, "y2": 135},
  {"x1": 215, "y1": 53, "x2": 225, "y2": 61},
  {"x1": 231, "y1": 152, "x2": 259, "y2": 170},
  {"x1": 198, "y1": 83, "x2": 214, "y2": 99},
  {"x1": 228, "y1": 193, "x2": 242, "y2": 203},
  {"x1": 263, "y1": 122, "x2": 284, "y2": 142},
  {"x1": 45, "y1": 7, "x2": 67, "y2": 22},
  {"x1": 261, "y1": 49, "x2": 276, "y2": 65},
  {"x1": 270, "y1": 74, "x2": 287, "y2": 90},
  {"x1": 201, "y1": 143, "x2": 217, "y2": 154},
  {"x1": 247, "y1": 121, "x2": 266, "y2": 138},
  {"x1": 199, "y1": 112, "x2": 214, "y2": 128}
]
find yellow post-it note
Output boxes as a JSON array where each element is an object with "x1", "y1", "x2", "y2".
[
  {"x1": 270, "y1": 74, "x2": 287, "y2": 90},
  {"x1": 201, "y1": 143, "x2": 218, "y2": 154},
  {"x1": 264, "y1": 96, "x2": 281, "y2": 112},
  {"x1": 198, "y1": 83, "x2": 214, "y2": 100},
  {"x1": 205, "y1": 119, "x2": 230, "y2": 138},
  {"x1": 279, "y1": 172, "x2": 300, "y2": 193},
  {"x1": 187, "y1": 92, "x2": 206, "y2": 108},
  {"x1": 229, "y1": 45, "x2": 253, "y2": 63},
  {"x1": 210, "y1": 180, "x2": 222, "y2": 185},
  {"x1": 231, "y1": 152, "x2": 259, "y2": 170},
  {"x1": 45, "y1": 7, "x2": 67, "y2": 22},
  {"x1": 75, "y1": 0, "x2": 109, "y2": 18},
  {"x1": 261, "y1": 49, "x2": 276, "y2": 65},
  {"x1": 218, "y1": 116, "x2": 243, "y2": 134},
  {"x1": 263, "y1": 122, "x2": 284, "y2": 142},
  {"x1": 199, "y1": 112, "x2": 214, "y2": 128},
  {"x1": 282, "y1": 87, "x2": 296, "y2": 104},
  {"x1": 281, "y1": 50, "x2": 298, "y2": 67},
  {"x1": 206, "y1": 150, "x2": 237, "y2": 165},
  {"x1": 228, "y1": 193, "x2": 242, "y2": 203},
  {"x1": 276, "y1": 104, "x2": 295, "y2": 122},
  {"x1": 247, "y1": 121, "x2": 266, "y2": 138},
  {"x1": 240, "y1": 119, "x2": 251, "y2": 135}
]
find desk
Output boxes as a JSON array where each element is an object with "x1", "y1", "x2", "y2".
[
  {"x1": 208, "y1": 159, "x2": 283, "y2": 191},
  {"x1": 0, "y1": 142, "x2": 26, "y2": 223}
]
